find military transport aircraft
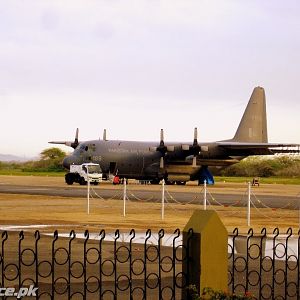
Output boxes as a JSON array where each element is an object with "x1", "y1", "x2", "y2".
[{"x1": 50, "y1": 87, "x2": 299, "y2": 185}]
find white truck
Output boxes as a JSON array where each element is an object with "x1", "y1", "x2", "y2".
[{"x1": 65, "y1": 163, "x2": 102, "y2": 185}]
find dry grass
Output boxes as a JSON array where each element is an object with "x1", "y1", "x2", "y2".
[{"x1": 0, "y1": 193, "x2": 298, "y2": 235}]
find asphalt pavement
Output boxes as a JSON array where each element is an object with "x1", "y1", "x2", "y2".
[{"x1": 0, "y1": 182, "x2": 298, "y2": 209}]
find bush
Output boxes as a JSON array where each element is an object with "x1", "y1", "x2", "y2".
[
  {"x1": 221, "y1": 156, "x2": 300, "y2": 178},
  {"x1": 187, "y1": 286, "x2": 253, "y2": 300},
  {"x1": 0, "y1": 148, "x2": 66, "y2": 173}
]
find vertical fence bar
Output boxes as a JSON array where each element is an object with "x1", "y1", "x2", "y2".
[
  {"x1": 203, "y1": 180, "x2": 207, "y2": 210},
  {"x1": 298, "y1": 229, "x2": 300, "y2": 299},
  {"x1": 68, "y1": 230, "x2": 76, "y2": 299},
  {"x1": 99, "y1": 230, "x2": 105, "y2": 299},
  {"x1": 182, "y1": 228, "x2": 194, "y2": 299},
  {"x1": 144, "y1": 229, "x2": 151, "y2": 300},
  {"x1": 1, "y1": 232, "x2": 8, "y2": 293},
  {"x1": 285, "y1": 228, "x2": 292, "y2": 298},
  {"x1": 18, "y1": 231, "x2": 24, "y2": 289},
  {"x1": 129, "y1": 229, "x2": 135, "y2": 298},
  {"x1": 83, "y1": 230, "x2": 89, "y2": 299},
  {"x1": 231, "y1": 228, "x2": 239, "y2": 294},
  {"x1": 114, "y1": 230, "x2": 120, "y2": 298},
  {"x1": 272, "y1": 228, "x2": 279, "y2": 299},
  {"x1": 172, "y1": 229, "x2": 180, "y2": 298},
  {"x1": 34, "y1": 230, "x2": 40, "y2": 299},
  {"x1": 259, "y1": 228, "x2": 267, "y2": 299},
  {"x1": 52, "y1": 230, "x2": 58, "y2": 300},
  {"x1": 158, "y1": 229, "x2": 164, "y2": 299},
  {"x1": 246, "y1": 228, "x2": 253, "y2": 294}
]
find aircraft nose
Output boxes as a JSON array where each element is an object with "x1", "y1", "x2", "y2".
[{"x1": 63, "y1": 155, "x2": 81, "y2": 169}]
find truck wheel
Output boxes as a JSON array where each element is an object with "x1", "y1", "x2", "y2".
[
  {"x1": 166, "y1": 180, "x2": 175, "y2": 185},
  {"x1": 65, "y1": 173, "x2": 74, "y2": 185},
  {"x1": 79, "y1": 177, "x2": 87, "y2": 185}
]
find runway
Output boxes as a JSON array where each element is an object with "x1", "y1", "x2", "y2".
[{"x1": 0, "y1": 179, "x2": 299, "y2": 209}]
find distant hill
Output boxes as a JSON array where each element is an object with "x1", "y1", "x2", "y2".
[{"x1": 0, "y1": 154, "x2": 34, "y2": 162}]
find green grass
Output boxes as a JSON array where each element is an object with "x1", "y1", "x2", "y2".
[
  {"x1": 215, "y1": 176, "x2": 300, "y2": 185},
  {"x1": 0, "y1": 169, "x2": 65, "y2": 177}
]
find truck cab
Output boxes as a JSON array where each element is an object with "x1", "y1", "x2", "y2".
[{"x1": 65, "y1": 163, "x2": 102, "y2": 185}]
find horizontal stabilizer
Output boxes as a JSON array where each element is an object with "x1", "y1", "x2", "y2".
[
  {"x1": 217, "y1": 142, "x2": 300, "y2": 149},
  {"x1": 217, "y1": 142, "x2": 300, "y2": 154}
]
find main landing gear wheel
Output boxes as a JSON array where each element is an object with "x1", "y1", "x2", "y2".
[
  {"x1": 150, "y1": 179, "x2": 160, "y2": 185},
  {"x1": 176, "y1": 181, "x2": 186, "y2": 185},
  {"x1": 165, "y1": 180, "x2": 175, "y2": 185}
]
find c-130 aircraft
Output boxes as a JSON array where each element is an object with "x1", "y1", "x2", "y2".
[{"x1": 50, "y1": 87, "x2": 299, "y2": 185}]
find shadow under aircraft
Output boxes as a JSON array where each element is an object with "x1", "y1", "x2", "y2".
[{"x1": 50, "y1": 87, "x2": 299, "y2": 185}]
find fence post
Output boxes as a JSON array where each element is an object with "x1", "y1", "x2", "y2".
[
  {"x1": 203, "y1": 180, "x2": 207, "y2": 210},
  {"x1": 247, "y1": 182, "x2": 251, "y2": 227},
  {"x1": 161, "y1": 179, "x2": 165, "y2": 220},
  {"x1": 182, "y1": 210, "x2": 227, "y2": 299}
]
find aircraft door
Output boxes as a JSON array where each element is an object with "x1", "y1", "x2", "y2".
[{"x1": 109, "y1": 162, "x2": 118, "y2": 175}]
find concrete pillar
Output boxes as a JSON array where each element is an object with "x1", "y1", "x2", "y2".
[{"x1": 182, "y1": 210, "x2": 228, "y2": 299}]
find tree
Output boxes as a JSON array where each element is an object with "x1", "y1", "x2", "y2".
[
  {"x1": 32, "y1": 147, "x2": 67, "y2": 171},
  {"x1": 40, "y1": 148, "x2": 66, "y2": 161}
]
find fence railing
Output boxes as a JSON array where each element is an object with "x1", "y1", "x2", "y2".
[
  {"x1": 228, "y1": 227, "x2": 300, "y2": 300},
  {"x1": 0, "y1": 229, "x2": 193, "y2": 299},
  {"x1": 1, "y1": 227, "x2": 300, "y2": 299}
]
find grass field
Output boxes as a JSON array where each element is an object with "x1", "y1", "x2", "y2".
[
  {"x1": 215, "y1": 176, "x2": 300, "y2": 185},
  {"x1": 0, "y1": 169, "x2": 65, "y2": 176}
]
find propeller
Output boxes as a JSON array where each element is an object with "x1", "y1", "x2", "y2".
[
  {"x1": 49, "y1": 128, "x2": 79, "y2": 149},
  {"x1": 103, "y1": 129, "x2": 107, "y2": 141},
  {"x1": 181, "y1": 127, "x2": 200, "y2": 167},
  {"x1": 157, "y1": 129, "x2": 176, "y2": 168},
  {"x1": 157, "y1": 129, "x2": 167, "y2": 169},
  {"x1": 70, "y1": 128, "x2": 79, "y2": 149},
  {"x1": 191, "y1": 127, "x2": 200, "y2": 167}
]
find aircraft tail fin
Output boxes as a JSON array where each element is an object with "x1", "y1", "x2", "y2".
[{"x1": 232, "y1": 86, "x2": 268, "y2": 143}]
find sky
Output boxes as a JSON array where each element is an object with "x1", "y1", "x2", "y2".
[{"x1": 1, "y1": 0, "x2": 300, "y2": 157}]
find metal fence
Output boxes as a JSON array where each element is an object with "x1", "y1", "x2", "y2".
[
  {"x1": 1, "y1": 227, "x2": 300, "y2": 299},
  {"x1": 228, "y1": 227, "x2": 300, "y2": 299},
  {"x1": 0, "y1": 229, "x2": 193, "y2": 299}
]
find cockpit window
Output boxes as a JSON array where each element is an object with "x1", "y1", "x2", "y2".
[{"x1": 73, "y1": 143, "x2": 86, "y2": 155}]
